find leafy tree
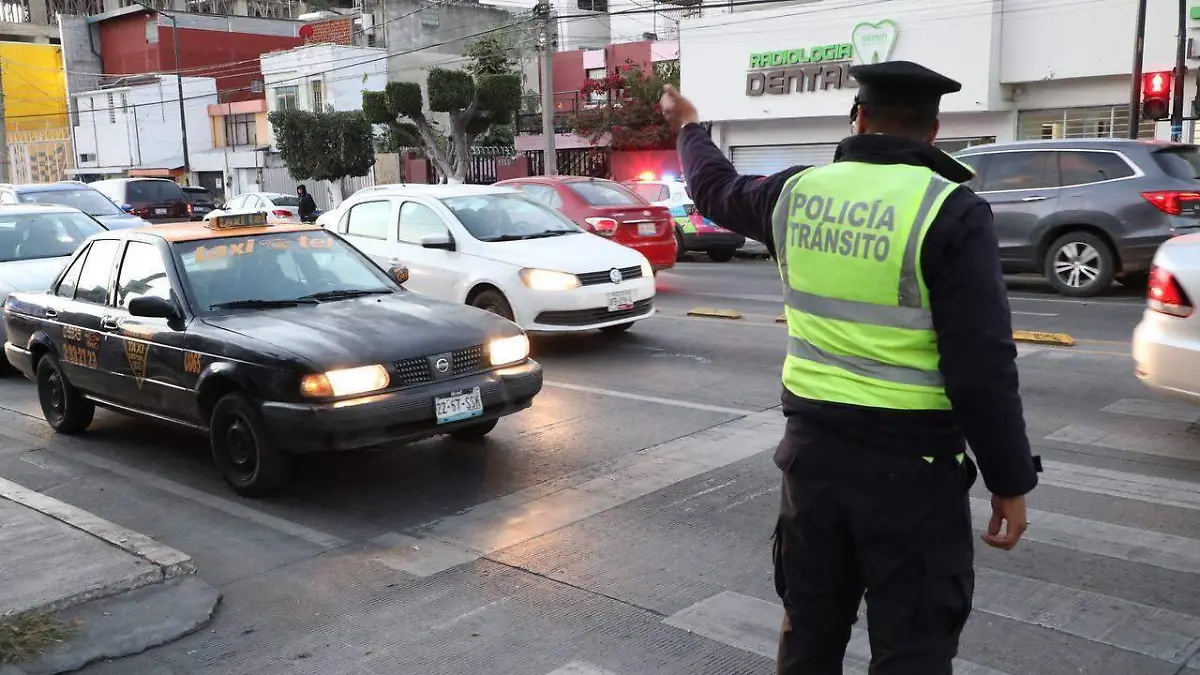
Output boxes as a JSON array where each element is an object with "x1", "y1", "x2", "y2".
[
  {"x1": 267, "y1": 109, "x2": 375, "y2": 196},
  {"x1": 571, "y1": 60, "x2": 681, "y2": 151},
  {"x1": 362, "y1": 35, "x2": 521, "y2": 183}
]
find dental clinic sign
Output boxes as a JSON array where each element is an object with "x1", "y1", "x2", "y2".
[{"x1": 745, "y1": 20, "x2": 898, "y2": 97}]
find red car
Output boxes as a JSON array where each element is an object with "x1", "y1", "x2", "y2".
[{"x1": 495, "y1": 176, "x2": 677, "y2": 272}]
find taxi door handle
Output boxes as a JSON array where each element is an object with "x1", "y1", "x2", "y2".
[
  {"x1": 100, "y1": 317, "x2": 120, "y2": 331},
  {"x1": 43, "y1": 308, "x2": 58, "y2": 319}
]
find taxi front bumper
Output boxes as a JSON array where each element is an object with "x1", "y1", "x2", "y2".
[{"x1": 259, "y1": 360, "x2": 543, "y2": 453}]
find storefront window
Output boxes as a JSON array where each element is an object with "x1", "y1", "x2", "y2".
[{"x1": 1017, "y1": 105, "x2": 1156, "y2": 141}]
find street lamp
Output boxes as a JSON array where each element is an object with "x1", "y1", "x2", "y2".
[{"x1": 129, "y1": 0, "x2": 191, "y2": 182}]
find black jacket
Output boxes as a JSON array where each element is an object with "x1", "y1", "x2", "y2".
[
  {"x1": 678, "y1": 125, "x2": 1038, "y2": 497},
  {"x1": 298, "y1": 192, "x2": 318, "y2": 220}
]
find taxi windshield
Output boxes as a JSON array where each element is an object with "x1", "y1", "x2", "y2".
[
  {"x1": 173, "y1": 229, "x2": 395, "y2": 313},
  {"x1": 441, "y1": 193, "x2": 582, "y2": 242}
]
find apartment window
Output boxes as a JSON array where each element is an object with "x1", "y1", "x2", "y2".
[
  {"x1": 274, "y1": 85, "x2": 299, "y2": 111},
  {"x1": 585, "y1": 67, "x2": 606, "y2": 103},
  {"x1": 311, "y1": 80, "x2": 324, "y2": 111},
  {"x1": 1017, "y1": 105, "x2": 1155, "y2": 141},
  {"x1": 420, "y1": 5, "x2": 439, "y2": 26},
  {"x1": 578, "y1": 0, "x2": 607, "y2": 11},
  {"x1": 224, "y1": 113, "x2": 257, "y2": 147},
  {"x1": 106, "y1": 92, "x2": 115, "y2": 123}
]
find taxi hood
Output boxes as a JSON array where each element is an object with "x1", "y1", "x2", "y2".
[{"x1": 201, "y1": 291, "x2": 520, "y2": 370}]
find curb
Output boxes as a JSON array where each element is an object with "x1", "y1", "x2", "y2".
[
  {"x1": 686, "y1": 307, "x2": 743, "y2": 320},
  {"x1": 0, "y1": 477, "x2": 195, "y2": 617},
  {"x1": 1012, "y1": 330, "x2": 1076, "y2": 347}
]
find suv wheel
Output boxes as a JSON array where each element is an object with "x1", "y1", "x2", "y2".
[{"x1": 1044, "y1": 231, "x2": 1115, "y2": 298}]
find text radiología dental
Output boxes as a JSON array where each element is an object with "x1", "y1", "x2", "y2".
[{"x1": 783, "y1": 193, "x2": 899, "y2": 262}]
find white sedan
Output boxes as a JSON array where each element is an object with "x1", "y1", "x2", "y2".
[
  {"x1": 322, "y1": 184, "x2": 656, "y2": 334},
  {"x1": 204, "y1": 192, "x2": 301, "y2": 224},
  {"x1": 1133, "y1": 234, "x2": 1200, "y2": 401}
]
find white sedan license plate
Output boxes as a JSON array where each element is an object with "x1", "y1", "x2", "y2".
[
  {"x1": 638, "y1": 223, "x2": 656, "y2": 236},
  {"x1": 435, "y1": 387, "x2": 483, "y2": 424},
  {"x1": 607, "y1": 290, "x2": 634, "y2": 312},
  {"x1": 154, "y1": 208, "x2": 167, "y2": 215}
]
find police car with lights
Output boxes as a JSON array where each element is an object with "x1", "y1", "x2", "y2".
[
  {"x1": 2, "y1": 208, "x2": 543, "y2": 497},
  {"x1": 624, "y1": 173, "x2": 747, "y2": 262}
]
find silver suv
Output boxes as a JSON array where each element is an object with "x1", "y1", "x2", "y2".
[{"x1": 954, "y1": 139, "x2": 1200, "y2": 297}]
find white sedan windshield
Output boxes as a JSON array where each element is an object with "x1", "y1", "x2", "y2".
[{"x1": 441, "y1": 194, "x2": 581, "y2": 242}]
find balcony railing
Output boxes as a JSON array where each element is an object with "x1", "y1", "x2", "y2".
[{"x1": 517, "y1": 90, "x2": 618, "y2": 136}]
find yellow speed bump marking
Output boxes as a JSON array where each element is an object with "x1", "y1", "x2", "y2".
[
  {"x1": 687, "y1": 307, "x2": 743, "y2": 320},
  {"x1": 776, "y1": 314, "x2": 786, "y2": 323},
  {"x1": 1012, "y1": 330, "x2": 1076, "y2": 347}
]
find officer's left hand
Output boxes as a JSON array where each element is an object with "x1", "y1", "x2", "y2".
[{"x1": 982, "y1": 494, "x2": 1028, "y2": 550}]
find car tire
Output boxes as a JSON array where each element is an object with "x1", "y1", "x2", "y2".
[
  {"x1": 675, "y1": 229, "x2": 687, "y2": 262},
  {"x1": 449, "y1": 418, "x2": 499, "y2": 441},
  {"x1": 707, "y1": 248, "x2": 736, "y2": 263},
  {"x1": 1044, "y1": 231, "x2": 1115, "y2": 298},
  {"x1": 36, "y1": 354, "x2": 94, "y2": 435},
  {"x1": 471, "y1": 289, "x2": 515, "y2": 322},
  {"x1": 600, "y1": 322, "x2": 634, "y2": 334},
  {"x1": 1121, "y1": 271, "x2": 1150, "y2": 289},
  {"x1": 209, "y1": 391, "x2": 290, "y2": 497}
]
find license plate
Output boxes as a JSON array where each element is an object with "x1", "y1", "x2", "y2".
[
  {"x1": 607, "y1": 290, "x2": 634, "y2": 312},
  {"x1": 638, "y1": 223, "x2": 656, "y2": 236},
  {"x1": 154, "y1": 208, "x2": 167, "y2": 215},
  {"x1": 435, "y1": 387, "x2": 483, "y2": 424}
]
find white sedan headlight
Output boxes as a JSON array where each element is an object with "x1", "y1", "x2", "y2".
[
  {"x1": 519, "y1": 268, "x2": 580, "y2": 291},
  {"x1": 640, "y1": 258, "x2": 653, "y2": 278},
  {"x1": 489, "y1": 334, "x2": 529, "y2": 366},
  {"x1": 301, "y1": 364, "x2": 390, "y2": 398}
]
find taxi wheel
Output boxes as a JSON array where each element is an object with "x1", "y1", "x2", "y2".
[
  {"x1": 471, "y1": 289, "x2": 515, "y2": 322},
  {"x1": 449, "y1": 418, "x2": 499, "y2": 440},
  {"x1": 210, "y1": 392, "x2": 290, "y2": 497},
  {"x1": 675, "y1": 230, "x2": 687, "y2": 261},
  {"x1": 36, "y1": 355, "x2": 94, "y2": 434},
  {"x1": 707, "y1": 248, "x2": 736, "y2": 263}
]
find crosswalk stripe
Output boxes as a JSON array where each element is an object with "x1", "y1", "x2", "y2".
[
  {"x1": 1102, "y1": 398, "x2": 1200, "y2": 424},
  {"x1": 968, "y1": 497, "x2": 1200, "y2": 575},
  {"x1": 544, "y1": 663, "x2": 623, "y2": 675},
  {"x1": 1043, "y1": 423, "x2": 1199, "y2": 461},
  {"x1": 663, "y1": 591, "x2": 1011, "y2": 675},
  {"x1": 1039, "y1": 460, "x2": 1200, "y2": 512}
]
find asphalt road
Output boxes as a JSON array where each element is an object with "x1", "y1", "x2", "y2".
[{"x1": 1, "y1": 257, "x2": 1198, "y2": 675}]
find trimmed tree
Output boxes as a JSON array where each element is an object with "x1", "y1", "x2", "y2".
[
  {"x1": 362, "y1": 36, "x2": 522, "y2": 183},
  {"x1": 267, "y1": 108, "x2": 375, "y2": 200},
  {"x1": 571, "y1": 61, "x2": 681, "y2": 151}
]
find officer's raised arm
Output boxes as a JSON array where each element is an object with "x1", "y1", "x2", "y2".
[{"x1": 661, "y1": 85, "x2": 805, "y2": 257}]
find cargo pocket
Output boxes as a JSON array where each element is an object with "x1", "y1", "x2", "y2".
[
  {"x1": 923, "y1": 549, "x2": 975, "y2": 641},
  {"x1": 772, "y1": 518, "x2": 788, "y2": 601}
]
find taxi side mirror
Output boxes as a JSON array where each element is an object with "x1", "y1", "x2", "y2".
[
  {"x1": 388, "y1": 264, "x2": 410, "y2": 285},
  {"x1": 419, "y1": 232, "x2": 455, "y2": 251},
  {"x1": 129, "y1": 295, "x2": 179, "y2": 320}
]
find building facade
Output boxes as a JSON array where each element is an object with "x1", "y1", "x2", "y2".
[
  {"x1": 1, "y1": 41, "x2": 72, "y2": 183},
  {"x1": 680, "y1": 0, "x2": 1190, "y2": 173}
]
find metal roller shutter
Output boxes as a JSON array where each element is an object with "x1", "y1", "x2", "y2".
[{"x1": 730, "y1": 144, "x2": 839, "y2": 174}]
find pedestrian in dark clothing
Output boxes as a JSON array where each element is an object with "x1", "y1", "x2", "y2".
[
  {"x1": 297, "y1": 184, "x2": 318, "y2": 222},
  {"x1": 660, "y1": 61, "x2": 1040, "y2": 675}
]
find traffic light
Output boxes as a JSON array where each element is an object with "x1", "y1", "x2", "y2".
[{"x1": 1142, "y1": 71, "x2": 1171, "y2": 121}]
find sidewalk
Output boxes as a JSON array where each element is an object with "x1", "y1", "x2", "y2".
[{"x1": 0, "y1": 477, "x2": 220, "y2": 674}]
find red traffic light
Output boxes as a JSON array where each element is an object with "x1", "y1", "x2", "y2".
[
  {"x1": 1142, "y1": 71, "x2": 1172, "y2": 121},
  {"x1": 1145, "y1": 71, "x2": 1169, "y2": 95}
]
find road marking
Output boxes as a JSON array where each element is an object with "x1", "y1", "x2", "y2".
[
  {"x1": 1016, "y1": 344, "x2": 1044, "y2": 358},
  {"x1": 37, "y1": 448, "x2": 350, "y2": 551},
  {"x1": 374, "y1": 414, "x2": 784, "y2": 577},
  {"x1": 664, "y1": 591, "x2": 1009, "y2": 675},
  {"x1": 1009, "y1": 295, "x2": 1144, "y2": 306},
  {"x1": 543, "y1": 381, "x2": 759, "y2": 416},
  {"x1": 968, "y1": 497, "x2": 1200, "y2": 575},
  {"x1": 1013, "y1": 330, "x2": 1076, "y2": 346},
  {"x1": 544, "y1": 663, "x2": 623, "y2": 675},
  {"x1": 686, "y1": 307, "x2": 744, "y2": 320},
  {"x1": 1011, "y1": 311, "x2": 1059, "y2": 317},
  {"x1": 1044, "y1": 424, "x2": 1200, "y2": 461},
  {"x1": 669, "y1": 291, "x2": 783, "y2": 303},
  {"x1": 1103, "y1": 398, "x2": 1200, "y2": 424},
  {"x1": 1040, "y1": 460, "x2": 1200, "y2": 512}
]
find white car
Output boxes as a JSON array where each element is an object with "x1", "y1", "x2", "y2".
[
  {"x1": 324, "y1": 184, "x2": 656, "y2": 333},
  {"x1": 1133, "y1": 234, "x2": 1200, "y2": 400},
  {"x1": 204, "y1": 192, "x2": 301, "y2": 224}
]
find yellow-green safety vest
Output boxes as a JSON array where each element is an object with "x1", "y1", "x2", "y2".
[{"x1": 771, "y1": 161, "x2": 960, "y2": 412}]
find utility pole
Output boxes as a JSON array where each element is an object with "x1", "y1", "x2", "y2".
[
  {"x1": 0, "y1": 60, "x2": 9, "y2": 183},
  {"x1": 536, "y1": 0, "x2": 557, "y2": 176},
  {"x1": 132, "y1": 1, "x2": 190, "y2": 182},
  {"x1": 1129, "y1": 0, "x2": 1148, "y2": 139},
  {"x1": 1172, "y1": 0, "x2": 1188, "y2": 141}
]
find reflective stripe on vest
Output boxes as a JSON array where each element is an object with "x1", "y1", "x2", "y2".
[{"x1": 771, "y1": 162, "x2": 959, "y2": 411}]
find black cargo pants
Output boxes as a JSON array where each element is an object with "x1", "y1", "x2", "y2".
[{"x1": 773, "y1": 448, "x2": 977, "y2": 675}]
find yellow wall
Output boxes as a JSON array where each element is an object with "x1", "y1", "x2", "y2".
[{"x1": 1, "y1": 42, "x2": 69, "y2": 135}]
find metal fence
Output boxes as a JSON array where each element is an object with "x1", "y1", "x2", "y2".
[
  {"x1": 525, "y1": 147, "x2": 611, "y2": 178},
  {"x1": 259, "y1": 166, "x2": 378, "y2": 211}
]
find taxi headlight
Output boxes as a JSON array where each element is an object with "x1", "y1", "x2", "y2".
[
  {"x1": 519, "y1": 268, "x2": 580, "y2": 291},
  {"x1": 301, "y1": 364, "x2": 390, "y2": 398},
  {"x1": 640, "y1": 258, "x2": 653, "y2": 278},
  {"x1": 489, "y1": 334, "x2": 529, "y2": 367}
]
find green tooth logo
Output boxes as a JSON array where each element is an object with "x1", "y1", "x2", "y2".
[{"x1": 851, "y1": 20, "x2": 899, "y2": 65}]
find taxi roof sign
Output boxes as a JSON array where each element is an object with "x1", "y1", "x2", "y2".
[{"x1": 206, "y1": 209, "x2": 270, "y2": 230}]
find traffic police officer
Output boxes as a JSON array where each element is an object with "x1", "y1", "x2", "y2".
[{"x1": 660, "y1": 61, "x2": 1041, "y2": 674}]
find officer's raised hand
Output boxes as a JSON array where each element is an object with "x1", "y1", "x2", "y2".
[
  {"x1": 983, "y1": 493, "x2": 1028, "y2": 550},
  {"x1": 660, "y1": 85, "x2": 699, "y2": 132}
]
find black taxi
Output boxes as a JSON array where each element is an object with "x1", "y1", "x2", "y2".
[{"x1": 2, "y1": 210, "x2": 543, "y2": 496}]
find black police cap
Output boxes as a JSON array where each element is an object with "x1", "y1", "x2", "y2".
[{"x1": 849, "y1": 60, "x2": 962, "y2": 109}]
